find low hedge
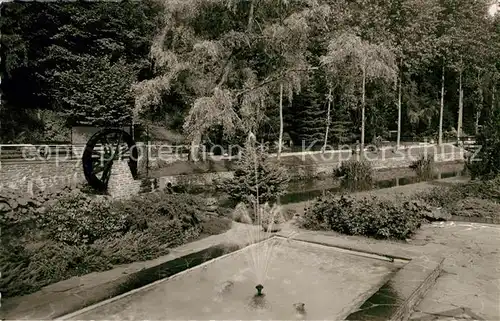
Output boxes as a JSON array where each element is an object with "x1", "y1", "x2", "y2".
[
  {"x1": 0, "y1": 188, "x2": 231, "y2": 298},
  {"x1": 417, "y1": 177, "x2": 500, "y2": 209},
  {"x1": 416, "y1": 177, "x2": 500, "y2": 219},
  {"x1": 299, "y1": 195, "x2": 424, "y2": 240}
]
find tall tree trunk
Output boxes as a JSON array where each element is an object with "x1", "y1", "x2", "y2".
[
  {"x1": 475, "y1": 72, "x2": 483, "y2": 136},
  {"x1": 189, "y1": 132, "x2": 202, "y2": 162},
  {"x1": 247, "y1": 0, "x2": 255, "y2": 32},
  {"x1": 438, "y1": 61, "x2": 445, "y2": 146},
  {"x1": 457, "y1": 65, "x2": 463, "y2": 144},
  {"x1": 492, "y1": 85, "x2": 496, "y2": 118},
  {"x1": 475, "y1": 111, "x2": 481, "y2": 136},
  {"x1": 361, "y1": 64, "x2": 366, "y2": 157},
  {"x1": 397, "y1": 69, "x2": 402, "y2": 150},
  {"x1": 278, "y1": 83, "x2": 284, "y2": 160},
  {"x1": 323, "y1": 87, "x2": 333, "y2": 153}
]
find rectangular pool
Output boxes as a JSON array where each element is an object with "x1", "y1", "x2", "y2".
[{"x1": 64, "y1": 238, "x2": 405, "y2": 320}]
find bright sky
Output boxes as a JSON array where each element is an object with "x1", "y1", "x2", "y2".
[{"x1": 489, "y1": 1, "x2": 499, "y2": 16}]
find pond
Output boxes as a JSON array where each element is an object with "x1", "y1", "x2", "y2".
[{"x1": 281, "y1": 163, "x2": 465, "y2": 205}]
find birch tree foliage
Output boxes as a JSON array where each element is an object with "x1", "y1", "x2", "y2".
[
  {"x1": 320, "y1": 32, "x2": 397, "y2": 110},
  {"x1": 132, "y1": 0, "x2": 247, "y2": 141},
  {"x1": 239, "y1": 68, "x2": 270, "y2": 133},
  {"x1": 261, "y1": 10, "x2": 312, "y2": 100},
  {"x1": 134, "y1": 0, "x2": 332, "y2": 144},
  {"x1": 321, "y1": 33, "x2": 397, "y2": 83},
  {"x1": 261, "y1": 3, "x2": 331, "y2": 156},
  {"x1": 261, "y1": 4, "x2": 332, "y2": 92},
  {"x1": 388, "y1": 0, "x2": 441, "y2": 71},
  {"x1": 320, "y1": 32, "x2": 397, "y2": 151}
]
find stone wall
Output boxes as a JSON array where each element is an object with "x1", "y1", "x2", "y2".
[
  {"x1": 154, "y1": 151, "x2": 465, "y2": 188},
  {"x1": 108, "y1": 161, "x2": 141, "y2": 199},
  {"x1": 0, "y1": 150, "x2": 465, "y2": 197},
  {"x1": 0, "y1": 159, "x2": 139, "y2": 199},
  {"x1": 0, "y1": 160, "x2": 85, "y2": 195}
]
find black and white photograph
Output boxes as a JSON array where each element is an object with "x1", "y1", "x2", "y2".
[{"x1": 0, "y1": 0, "x2": 499, "y2": 319}]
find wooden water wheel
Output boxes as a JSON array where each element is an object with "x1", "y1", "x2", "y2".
[{"x1": 82, "y1": 128, "x2": 138, "y2": 191}]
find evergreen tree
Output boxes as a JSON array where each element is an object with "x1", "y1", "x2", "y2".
[
  {"x1": 216, "y1": 135, "x2": 289, "y2": 205},
  {"x1": 288, "y1": 80, "x2": 326, "y2": 147}
]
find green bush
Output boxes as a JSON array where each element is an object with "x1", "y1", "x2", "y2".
[
  {"x1": 299, "y1": 195, "x2": 424, "y2": 240},
  {"x1": 200, "y1": 217, "x2": 233, "y2": 236},
  {"x1": 467, "y1": 107, "x2": 500, "y2": 180},
  {"x1": 0, "y1": 188, "x2": 232, "y2": 298},
  {"x1": 116, "y1": 192, "x2": 206, "y2": 227},
  {"x1": 417, "y1": 177, "x2": 500, "y2": 209},
  {"x1": 93, "y1": 232, "x2": 172, "y2": 265},
  {"x1": 335, "y1": 160, "x2": 373, "y2": 191},
  {"x1": 416, "y1": 186, "x2": 460, "y2": 209},
  {"x1": 0, "y1": 241, "x2": 112, "y2": 297},
  {"x1": 410, "y1": 155, "x2": 435, "y2": 180},
  {"x1": 41, "y1": 193, "x2": 128, "y2": 245}
]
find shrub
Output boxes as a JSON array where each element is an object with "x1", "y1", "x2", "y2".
[
  {"x1": 93, "y1": 232, "x2": 172, "y2": 265},
  {"x1": 299, "y1": 195, "x2": 424, "y2": 240},
  {"x1": 216, "y1": 137, "x2": 289, "y2": 206},
  {"x1": 0, "y1": 187, "x2": 95, "y2": 241},
  {"x1": 0, "y1": 187, "x2": 231, "y2": 298},
  {"x1": 232, "y1": 202, "x2": 253, "y2": 224},
  {"x1": 200, "y1": 217, "x2": 233, "y2": 236},
  {"x1": 335, "y1": 160, "x2": 373, "y2": 191},
  {"x1": 0, "y1": 241, "x2": 112, "y2": 297},
  {"x1": 467, "y1": 107, "x2": 500, "y2": 180},
  {"x1": 416, "y1": 186, "x2": 460, "y2": 208},
  {"x1": 41, "y1": 193, "x2": 129, "y2": 245},
  {"x1": 417, "y1": 177, "x2": 500, "y2": 209},
  {"x1": 410, "y1": 155, "x2": 436, "y2": 180}
]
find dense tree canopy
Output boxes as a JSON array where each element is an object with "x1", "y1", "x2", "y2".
[
  {"x1": 1, "y1": 0, "x2": 161, "y2": 141},
  {"x1": 1, "y1": 0, "x2": 498, "y2": 147}
]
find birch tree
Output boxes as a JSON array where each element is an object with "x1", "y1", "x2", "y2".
[
  {"x1": 388, "y1": 0, "x2": 440, "y2": 148},
  {"x1": 133, "y1": 0, "x2": 264, "y2": 160},
  {"x1": 321, "y1": 32, "x2": 397, "y2": 156},
  {"x1": 260, "y1": 3, "x2": 329, "y2": 159}
]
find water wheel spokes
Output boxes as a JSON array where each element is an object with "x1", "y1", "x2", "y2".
[{"x1": 82, "y1": 128, "x2": 138, "y2": 192}]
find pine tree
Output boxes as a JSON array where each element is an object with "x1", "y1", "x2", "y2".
[
  {"x1": 216, "y1": 135, "x2": 289, "y2": 205},
  {"x1": 288, "y1": 84, "x2": 326, "y2": 147}
]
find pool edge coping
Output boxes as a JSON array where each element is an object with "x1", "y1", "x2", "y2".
[
  {"x1": 1, "y1": 226, "x2": 273, "y2": 320},
  {"x1": 277, "y1": 231, "x2": 444, "y2": 321},
  {"x1": 58, "y1": 234, "x2": 441, "y2": 321},
  {"x1": 2, "y1": 229, "x2": 444, "y2": 321}
]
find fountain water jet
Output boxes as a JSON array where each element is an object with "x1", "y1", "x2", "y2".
[{"x1": 222, "y1": 133, "x2": 299, "y2": 302}]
